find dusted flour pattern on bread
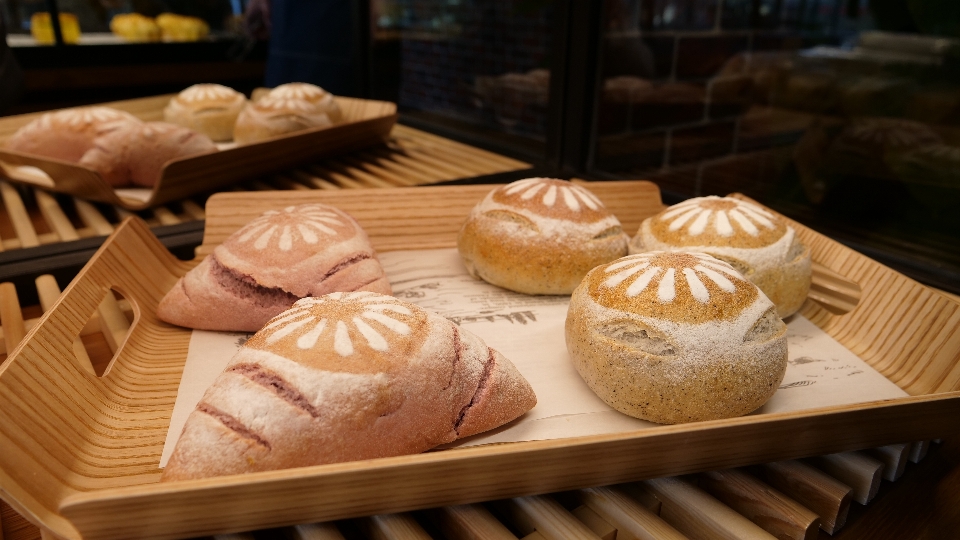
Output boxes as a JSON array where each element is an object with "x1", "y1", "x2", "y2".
[
  {"x1": 235, "y1": 205, "x2": 349, "y2": 251},
  {"x1": 602, "y1": 252, "x2": 742, "y2": 302},
  {"x1": 591, "y1": 251, "x2": 757, "y2": 324},
  {"x1": 42, "y1": 107, "x2": 138, "y2": 129},
  {"x1": 257, "y1": 83, "x2": 335, "y2": 113},
  {"x1": 660, "y1": 197, "x2": 777, "y2": 238},
  {"x1": 257, "y1": 292, "x2": 414, "y2": 356},
  {"x1": 500, "y1": 178, "x2": 603, "y2": 212},
  {"x1": 176, "y1": 84, "x2": 243, "y2": 104}
]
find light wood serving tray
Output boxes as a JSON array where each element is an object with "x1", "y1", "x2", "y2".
[
  {"x1": 0, "y1": 94, "x2": 398, "y2": 211},
  {"x1": 1, "y1": 181, "x2": 958, "y2": 540}
]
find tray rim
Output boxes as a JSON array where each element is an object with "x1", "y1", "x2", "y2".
[
  {"x1": 0, "y1": 93, "x2": 398, "y2": 210},
  {"x1": 2, "y1": 181, "x2": 960, "y2": 540}
]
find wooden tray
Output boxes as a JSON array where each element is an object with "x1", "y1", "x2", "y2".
[
  {"x1": 0, "y1": 94, "x2": 398, "y2": 211},
  {"x1": 1, "y1": 181, "x2": 958, "y2": 540}
]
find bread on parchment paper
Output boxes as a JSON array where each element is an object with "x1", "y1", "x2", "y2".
[
  {"x1": 78, "y1": 121, "x2": 218, "y2": 187},
  {"x1": 160, "y1": 292, "x2": 537, "y2": 481},
  {"x1": 629, "y1": 196, "x2": 811, "y2": 317},
  {"x1": 566, "y1": 251, "x2": 788, "y2": 425},
  {"x1": 233, "y1": 82, "x2": 343, "y2": 144},
  {"x1": 3, "y1": 106, "x2": 141, "y2": 162},
  {"x1": 457, "y1": 178, "x2": 629, "y2": 295},
  {"x1": 163, "y1": 84, "x2": 247, "y2": 142},
  {"x1": 157, "y1": 203, "x2": 392, "y2": 332}
]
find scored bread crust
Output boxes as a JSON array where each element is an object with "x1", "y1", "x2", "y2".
[
  {"x1": 457, "y1": 178, "x2": 628, "y2": 295},
  {"x1": 163, "y1": 84, "x2": 247, "y2": 142},
  {"x1": 629, "y1": 196, "x2": 811, "y2": 317},
  {"x1": 4, "y1": 106, "x2": 142, "y2": 162},
  {"x1": 233, "y1": 83, "x2": 343, "y2": 144},
  {"x1": 78, "y1": 121, "x2": 218, "y2": 187},
  {"x1": 566, "y1": 251, "x2": 788, "y2": 425},
  {"x1": 157, "y1": 203, "x2": 392, "y2": 332},
  {"x1": 161, "y1": 292, "x2": 537, "y2": 481}
]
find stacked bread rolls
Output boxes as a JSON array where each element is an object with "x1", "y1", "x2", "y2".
[
  {"x1": 458, "y1": 178, "x2": 629, "y2": 295},
  {"x1": 566, "y1": 251, "x2": 788, "y2": 424},
  {"x1": 630, "y1": 196, "x2": 811, "y2": 317},
  {"x1": 161, "y1": 292, "x2": 537, "y2": 481},
  {"x1": 234, "y1": 83, "x2": 344, "y2": 144},
  {"x1": 157, "y1": 203, "x2": 392, "y2": 332}
]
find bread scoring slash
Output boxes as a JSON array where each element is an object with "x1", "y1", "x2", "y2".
[
  {"x1": 161, "y1": 292, "x2": 537, "y2": 481},
  {"x1": 157, "y1": 203, "x2": 392, "y2": 332}
]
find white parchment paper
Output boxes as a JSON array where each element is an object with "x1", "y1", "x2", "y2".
[{"x1": 160, "y1": 248, "x2": 907, "y2": 467}]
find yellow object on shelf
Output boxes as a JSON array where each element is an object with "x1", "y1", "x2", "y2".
[
  {"x1": 110, "y1": 13, "x2": 161, "y2": 42},
  {"x1": 30, "y1": 12, "x2": 81, "y2": 44},
  {"x1": 156, "y1": 13, "x2": 209, "y2": 42}
]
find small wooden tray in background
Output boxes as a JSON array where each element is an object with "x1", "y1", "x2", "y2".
[
  {"x1": 0, "y1": 94, "x2": 398, "y2": 210},
  {"x1": 0, "y1": 181, "x2": 958, "y2": 540}
]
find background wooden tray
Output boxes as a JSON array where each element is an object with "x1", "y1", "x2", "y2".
[
  {"x1": 0, "y1": 181, "x2": 958, "y2": 540},
  {"x1": 0, "y1": 94, "x2": 398, "y2": 210}
]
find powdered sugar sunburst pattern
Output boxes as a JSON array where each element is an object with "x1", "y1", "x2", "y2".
[
  {"x1": 261, "y1": 292, "x2": 412, "y2": 356},
  {"x1": 270, "y1": 83, "x2": 327, "y2": 101},
  {"x1": 502, "y1": 178, "x2": 604, "y2": 212},
  {"x1": 38, "y1": 107, "x2": 136, "y2": 130},
  {"x1": 178, "y1": 84, "x2": 242, "y2": 103},
  {"x1": 658, "y1": 197, "x2": 776, "y2": 238},
  {"x1": 602, "y1": 252, "x2": 741, "y2": 303},
  {"x1": 235, "y1": 205, "x2": 347, "y2": 251}
]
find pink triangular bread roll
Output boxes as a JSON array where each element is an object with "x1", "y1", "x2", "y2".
[
  {"x1": 161, "y1": 292, "x2": 537, "y2": 481},
  {"x1": 157, "y1": 203, "x2": 392, "y2": 332}
]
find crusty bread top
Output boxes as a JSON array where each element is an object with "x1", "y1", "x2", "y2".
[
  {"x1": 252, "y1": 83, "x2": 343, "y2": 123},
  {"x1": 483, "y1": 178, "x2": 619, "y2": 226},
  {"x1": 15, "y1": 106, "x2": 140, "y2": 134},
  {"x1": 220, "y1": 204, "x2": 362, "y2": 265},
  {"x1": 647, "y1": 196, "x2": 787, "y2": 249},
  {"x1": 5, "y1": 107, "x2": 142, "y2": 161},
  {"x1": 245, "y1": 292, "x2": 428, "y2": 374},
  {"x1": 167, "y1": 83, "x2": 246, "y2": 111},
  {"x1": 585, "y1": 251, "x2": 759, "y2": 324}
]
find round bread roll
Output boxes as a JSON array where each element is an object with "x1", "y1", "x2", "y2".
[
  {"x1": 629, "y1": 196, "x2": 811, "y2": 317},
  {"x1": 161, "y1": 292, "x2": 537, "y2": 481},
  {"x1": 157, "y1": 203, "x2": 392, "y2": 332},
  {"x1": 4, "y1": 106, "x2": 141, "y2": 162},
  {"x1": 233, "y1": 83, "x2": 343, "y2": 144},
  {"x1": 566, "y1": 251, "x2": 788, "y2": 425},
  {"x1": 457, "y1": 178, "x2": 629, "y2": 295},
  {"x1": 163, "y1": 84, "x2": 247, "y2": 142},
  {"x1": 78, "y1": 121, "x2": 217, "y2": 187}
]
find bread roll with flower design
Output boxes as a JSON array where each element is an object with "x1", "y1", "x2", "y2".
[
  {"x1": 458, "y1": 178, "x2": 629, "y2": 295},
  {"x1": 233, "y1": 83, "x2": 343, "y2": 144},
  {"x1": 4, "y1": 106, "x2": 141, "y2": 162},
  {"x1": 157, "y1": 203, "x2": 392, "y2": 332},
  {"x1": 630, "y1": 196, "x2": 810, "y2": 317},
  {"x1": 161, "y1": 292, "x2": 537, "y2": 481},
  {"x1": 567, "y1": 251, "x2": 787, "y2": 425},
  {"x1": 164, "y1": 84, "x2": 247, "y2": 141}
]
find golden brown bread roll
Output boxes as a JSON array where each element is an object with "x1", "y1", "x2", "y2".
[
  {"x1": 233, "y1": 83, "x2": 343, "y2": 144},
  {"x1": 629, "y1": 196, "x2": 811, "y2": 317},
  {"x1": 4, "y1": 106, "x2": 141, "y2": 162},
  {"x1": 157, "y1": 203, "x2": 392, "y2": 332},
  {"x1": 163, "y1": 84, "x2": 247, "y2": 142},
  {"x1": 566, "y1": 251, "x2": 788, "y2": 425},
  {"x1": 78, "y1": 121, "x2": 218, "y2": 187},
  {"x1": 457, "y1": 178, "x2": 629, "y2": 295},
  {"x1": 161, "y1": 292, "x2": 537, "y2": 481}
]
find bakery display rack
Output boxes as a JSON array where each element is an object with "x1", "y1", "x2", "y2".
[{"x1": 0, "y1": 181, "x2": 957, "y2": 539}]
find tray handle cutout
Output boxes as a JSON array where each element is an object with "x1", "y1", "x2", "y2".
[{"x1": 808, "y1": 262, "x2": 862, "y2": 315}]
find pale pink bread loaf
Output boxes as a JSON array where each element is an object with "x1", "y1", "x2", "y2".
[
  {"x1": 3, "y1": 106, "x2": 141, "y2": 162},
  {"x1": 157, "y1": 203, "x2": 392, "y2": 332},
  {"x1": 457, "y1": 178, "x2": 629, "y2": 295},
  {"x1": 629, "y1": 196, "x2": 811, "y2": 317},
  {"x1": 163, "y1": 83, "x2": 247, "y2": 142},
  {"x1": 161, "y1": 292, "x2": 537, "y2": 481},
  {"x1": 78, "y1": 121, "x2": 218, "y2": 187},
  {"x1": 566, "y1": 251, "x2": 788, "y2": 425},
  {"x1": 233, "y1": 83, "x2": 343, "y2": 144}
]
